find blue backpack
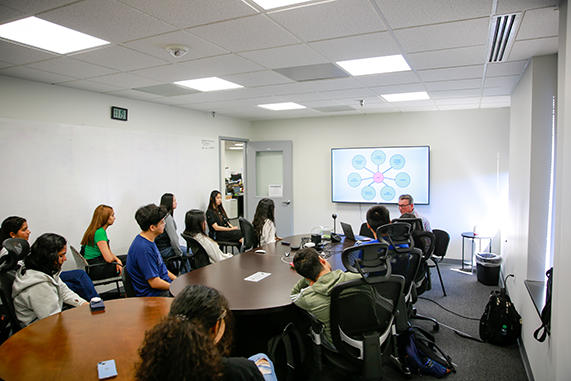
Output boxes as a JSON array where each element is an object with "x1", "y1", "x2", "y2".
[{"x1": 401, "y1": 327, "x2": 455, "y2": 378}]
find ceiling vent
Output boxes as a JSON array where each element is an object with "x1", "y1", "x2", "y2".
[{"x1": 487, "y1": 13, "x2": 521, "y2": 63}]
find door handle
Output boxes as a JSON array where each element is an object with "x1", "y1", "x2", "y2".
[{"x1": 282, "y1": 200, "x2": 291, "y2": 205}]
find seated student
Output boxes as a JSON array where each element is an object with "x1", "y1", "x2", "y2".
[
  {"x1": 136, "y1": 284, "x2": 275, "y2": 381},
  {"x1": 155, "y1": 193, "x2": 190, "y2": 274},
  {"x1": 1, "y1": 216, "x2": 99, "y2": 301},
  {"x1": 184, "y1": 210, "x2": 232, "y2": 264},
  {"x1": 80, "y1": 205, "x2": 126, "y2": 279},
  {"x1": 12, "y1": 233, "x2": 87, "y2": 327},
  {"x1": 126, "y1": 204, "x2": 176, "y2": 297},
  {"x1": 365, "y1": 205, "x2": 391, "y2": 242},
  {"x1": 290, "y1": 248, "x2": 361, "y2": 347},
  {"x1": 252, "y1": 198, "x2": 281, "y2": 246},
  {"x1": 206, "y1": 190, "x2": 243, "y2": 245}
]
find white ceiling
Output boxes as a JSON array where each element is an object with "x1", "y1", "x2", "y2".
[{"x1": 0, "y1": 0, "x2": 560, "y2": 120}]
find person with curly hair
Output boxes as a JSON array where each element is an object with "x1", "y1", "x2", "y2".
[{"x1": 136, "y1": 284, "x2": 276, "y2": 381}]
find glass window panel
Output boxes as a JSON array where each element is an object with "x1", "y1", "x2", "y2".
[{"x1": 256, "y1": 151, "x2": 283, "y2": 197}]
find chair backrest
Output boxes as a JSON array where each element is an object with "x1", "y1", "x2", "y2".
[
  {"x1": 0, "y1": 242, "x2": 23, "y2": 336},
  {"x1": 121, "y1": 268, "x2": 137, "y2": 297},
  {"x1": 358, "y1": 223, "x2": 375, "y2": 239},
  {"x1": 376, "y1": 222, "x2": 413, "y2": 253},
  {"x1": 329, "y1": 274, "x2": 405, "y2": 378},
  {"x1": 341, "y1": 242, "x2": 392, "y2": 275},
  {"x1": 239, "y1": 217, "x2": 258, "y2": 251},
  {"x1": 0, "y1": 270, "x2": 21, "y2": 335},
  {"x1": 180, "y1": 233, "x2": 210, "y2": 269},
  {"x1": 391, "y1": 217, "x2": 424, "y2": 232},
  {"x1": 432, "y1": 229, "x2": 450, "y2": 258},
  {"x1": 70, "y1": 246, "x2": 88, "y2": 271}
]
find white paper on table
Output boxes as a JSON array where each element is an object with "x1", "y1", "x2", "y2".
[
  {"x1": 268, "y1": 184, "x2": 283, "y2": 197},
  {"x1": 244, "y1": 272, "x2": 271, "y2": 282}
]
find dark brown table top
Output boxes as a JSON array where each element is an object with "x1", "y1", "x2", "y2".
[
  {"x1": 0, "y1": 297, "x2": 172, "y2": 381},
  {"x1": 169, "y1": 235, "x2": 354, "y2": 313}
]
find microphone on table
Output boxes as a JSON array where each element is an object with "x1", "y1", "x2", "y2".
[
  {"x1": 331, "y1": 214, "x2": 341, "y2": 242},
  {"x1": 332, "y1": 214, "x2": 338, "y2": 234}
]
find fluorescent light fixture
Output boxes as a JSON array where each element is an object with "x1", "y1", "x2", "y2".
[
  {"x1": 228, "y1": 147, "x2": 243, "y2": 150},
  {"x1": 249, "y1": 0, "x2": 312, "y2": 10},
  {"x1": 258, "y1": 102, "x2": 306, "y2": 111},
  {"x1": 0, "y1": 16, "x2": 109, "y2": 54},
  {"x1": 233, "y1": 143, "x2": 244, "y2": 147},
  {"x1": 336, "y1": 55, "x2": 411, "y2": 76},
  {"x1": 381, "y1": 92, "x2": 430, "y2": 102},
  {"x1": 174, "y1": 77, "x2": 243, "y2": 92}
]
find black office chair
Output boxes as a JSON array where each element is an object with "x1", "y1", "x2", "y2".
[
  {"x1": 121, "y1": 268, "x2": 136, "y2": 298},
  {"x1": 180, "y1": 233, "x2": 210, "y2": 269},
  {"x1": 359, "y1": 222, "x2": 375, "y2": 239},
  {"x1": 208, "y1": 227, "x2": 241, "y2": 255},
  {"x1": 0, "y1": 239, "x2": 29, "y2": 338},
  {"x1": 392, "y1": 217, "x2": 424, "y2": 232},
  {"x1": 238, "y1": 217, "x2": 258, "y2": 252},
  {"x1": 430, "y1": 229, "x2": 450, "y2": 297},
  {"x1": 70, "y1": 246, "x2": 123, "y2": 295}
]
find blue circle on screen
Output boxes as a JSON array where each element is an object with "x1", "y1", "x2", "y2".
[
  {"x1": 390, "y1": 154, "x2": 405, "y2": 169},
  {"x1": 380, "y1": 186, "x2": 395, "y2": 201},
  {"x1": 352, "y1": 155, "x2": 366, "y2": 170},
  {"x1": 347, "y1": 172, "x2": 362, "y2": 188},
  {"x1": 361, "y1": 186, "x2": 375, "y2": 200},
  {"x1": 395, "y1": 172, "x2": 411, "y2": 188},
  {"x1": 371, "y1": 150, "x2": 386, "y2": 165}
]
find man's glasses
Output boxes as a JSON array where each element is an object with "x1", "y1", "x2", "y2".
[{"x1": 398, "y1": 203, "x2": 410, "y2": 208}]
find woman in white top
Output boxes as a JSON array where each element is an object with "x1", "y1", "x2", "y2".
[
  {"x1": 183, "y1": 209, "x2": 232, "y2": 264},
  {"x1": 252, "y1": 198, "x2": 280, "y2": 246}
]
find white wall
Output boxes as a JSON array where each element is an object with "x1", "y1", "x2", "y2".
[
  {"x1": 250, "y1": 108, "x2": 510, "y2": 260},
  {"x1": 0, "y1": 76, "x2": 252, "y2": 268}
]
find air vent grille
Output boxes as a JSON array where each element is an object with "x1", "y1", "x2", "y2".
[{"x1": 488, "y1": 13, "x2": 521, "y2": 63}]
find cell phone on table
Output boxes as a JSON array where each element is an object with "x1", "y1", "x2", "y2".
[{"x1": 97, "y1": 360, "x2": 118, "y2": 379}]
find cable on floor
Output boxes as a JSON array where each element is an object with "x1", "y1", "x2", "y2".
[{"x1": 418, "y1": 296, "x2": 481, "y2": 321}]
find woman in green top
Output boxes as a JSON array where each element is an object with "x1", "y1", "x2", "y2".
[{"x1": 80, "y1": 205, "x2": 126, "y2": 280}]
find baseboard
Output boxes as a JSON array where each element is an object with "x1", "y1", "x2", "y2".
[{"x1": 517, "y1": 338, "x2": 535, "y2": 381}]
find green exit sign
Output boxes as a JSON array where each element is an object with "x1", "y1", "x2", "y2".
[{"x1": 111, "y1": 106, "x2": 128, "y2": 121}]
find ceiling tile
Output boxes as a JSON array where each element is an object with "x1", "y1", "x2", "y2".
[
  {"x1": 371, "y1": 83, "x2": 426, "y2": 94},
  {"x1": 417, "y1": 65, "x2": 484, "y2": 81},
  {"x1": 0, "y1": 39, "x2": 57, "y2": 65},
  {"x1": 480, "y1": 95, "x2": 511, "y2": 107},
  {"x1": 132, "y1": 84, "x2": 199, "y2": 97},
  {"x1": 0, "y1": 0, "x2": 77, "y2": 14},
  {"x1": 496, "y1": 0, "x2": 558, "y2": 14},
  {"x1": 308, "y1": 31, "x2": 400, "y2": 61},
  {"x1": 120, "y1": 0, "x2": 257, "y2": 28},
  {"x1": 90, "y1": 72, "x2": 160, "y2": 89},
  {"x1": 508, "y1": 37, "x2": 558, "y2": 61},
  {"x1": 27, "y1": 57, "x2": 116, "y2": 78},
  {"x1": 0, "y1": 60, "x2": 11, "y2": 69},
  {"x1": 483, "y1": 87, "x2": 512, "y2": 96},
  {"x1": 72, "y1": 45, "x2": 168, "y2": 71},
  {"x1": 314, "y1": 105, "x2": 356, "y2": 112},
  {"x1": 407, "y1": 45, "x2": 487, "y2": 70},
  {"x1": 124, "y1": 30, "x2": 228, "y2": 63},
  {"x1": 425, "y1": 78, "x2": 482, "y2": 91},
  {"x1": 0, "y1": 65, "x2": 74, "y2": 83},
  {"x1": 40, "y1": 0, "x2": 174, "y2": 43},
  {"x1": 132, "y1": 54, "x2": 263, "y2": 82},
  {"x1": 394, "y1": 18, "x2": 489, "y2": 53},
  {"x1": 188, "y1": 14, "x2": 299, "y2": 52},
  {"x1": 274, "y1": 63, "x2": 349, "y2": 82},
  {"x1": 0, "y1": 4, "x2": 23, "y2": 24},
  {"x1": 105, "y1": 88, "x2": 163, "y2": 100},
  {"x1": 59, "y1": 79, "x2": 123, "y2": 92},
  {"x1": 438, "y1": 104, "x2": 479, "y2": 110},
  {"x1": 375, "y1": 0, "x2": 492, "y2": 29},
  {"x1": 354, "y1": 71, "x2": 419, "y2": 87},
  {"x1": 224, "y1": 70, "x2": 293, "y2": 87},
  {"x1": 269, "y1": 0, "x2": 385, "y2": 42},
  {"x1": 434, "y1": 97, "x2": 482, "y2": 106},
  {"x1": 484, "y1": 75, "x2": 520, "y2": 89},
  {"x1": 430, "y1": 88, "x2": 482, "y2": 99},
  {"x1": 239, "y1": 44, "x2": 327, "y2": 69},
  {"x1": 516, "y1": 7, "x2": 559, "y2": 40},
  {"x1": 486, "y1": 60, "x2": 528, "y2": 77}
]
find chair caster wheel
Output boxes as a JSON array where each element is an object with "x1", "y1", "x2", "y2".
[{"x1": 403, "y1": 365, "x2": 412, "y2": 378}]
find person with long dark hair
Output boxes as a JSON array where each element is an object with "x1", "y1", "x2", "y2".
[
  {"x1": 252, "y1": 198, "x2": 280, "y2": 246},
  {"x1": 135, "y1": 284, "x2": 276, "y2": 381},
  {"x1": 80, "y1": 205, "x2": 126, "y2": 279},
  {"x1": 184, "y1": 210, "x2": 232, "y2": 264},
  {"x1": 206, "y1": 190, "x2": 242, "y2": 245},
  {"x1": 1, "y1": 216, "x2": 99, "y2": 301},
  {"x1": 155, "y1": 193, "x2": 190, "y2": 273},
  {"x1": 12, "y1": 233, "x2": 87, "y2": 326}
]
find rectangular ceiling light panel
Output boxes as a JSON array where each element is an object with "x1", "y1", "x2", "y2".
[
  {"x1": 337, "y1": 55, "x2": 411, "y2": 76},
  {"x1": 381, "y1": 91, "x2": 429, "y2": 102},
  {"x1": 0, "y1": 17, "x2": 109, "y2": 54},
  {"x1": 250, "y1": 0, "x2": 315, "y2": 10},
  {"x1": 258, "y1": 102, "x2": 306, "y2": 110},
  {"x1": 174, "y1": 77, "x2": 243, "y2": 92}
]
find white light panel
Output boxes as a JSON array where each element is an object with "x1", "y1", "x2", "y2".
[
  {"x1": 250, "y1": 0, "x2": 314, "y2": 10},
  {"x1": 381, "y1": 91, "x2": 430, "y2": 102},
  {"x1": 0, "y1": 17, "x2": 109, "y2": 54},
  {"x1": 174, "y1": 77, "x2": 243, "y2": 92},
  {"x1": 337, "y1": 55, "x2": 411, "y2": 76},
  {"x1": 258, "y1": 102, "x2": 306, "y2": 110}
]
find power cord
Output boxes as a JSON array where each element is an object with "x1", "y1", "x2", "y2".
[{"x1": 418, "y1": 296, "x2": 480, "y2": 321}]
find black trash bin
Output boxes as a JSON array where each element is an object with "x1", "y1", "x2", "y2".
[{"x1": 476, "y1": 252, "x2": 502, "y2": 286}]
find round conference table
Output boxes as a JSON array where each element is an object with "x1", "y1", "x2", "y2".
[{"x1": 0, "y1": 297, "x2": 172, "y2": 381}]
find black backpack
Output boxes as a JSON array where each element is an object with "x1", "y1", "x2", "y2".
[
  {"x1": 400, "y1": 327, "x2": 455, "y2": 378},
  {"x1": 533, "y1": 267, "x2": 552, "y2": 342},
  {"x1": 267, "y1": 322, "x2": 307, "y2": 381},
  {"x1": 479, "y1": 274, "x2": 522, "y2": 346}
]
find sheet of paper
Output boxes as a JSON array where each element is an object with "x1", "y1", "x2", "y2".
[
  {"x1": 244, "y1": 272, "x2": 271, "y2": 282},
  {"x1": 268, "y1": 184, "x2": 283, "y2": 197}
]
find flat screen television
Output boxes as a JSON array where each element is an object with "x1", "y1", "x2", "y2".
[{"x1": 331, "y1": 146, "x2": 430, "y2": 204}]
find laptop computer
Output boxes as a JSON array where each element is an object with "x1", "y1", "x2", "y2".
[{"x1": 340, "y1": 222, "x2": 373, "y2": 242}]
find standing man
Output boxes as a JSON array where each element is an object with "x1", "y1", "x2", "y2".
[
  {"x1": 398, "y1": 194, "x2": 431, "y2": 232},
  {"x1": 126, "y1": 204, "x2": 176, "y2": 297}
]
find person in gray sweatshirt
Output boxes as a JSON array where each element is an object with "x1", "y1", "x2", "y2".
[{"x1": 12, "y1": 233, "x2": 86, "y2": 327}]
